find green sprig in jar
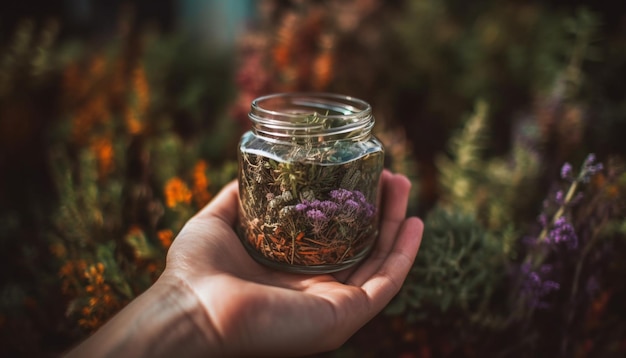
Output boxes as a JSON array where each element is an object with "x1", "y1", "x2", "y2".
[{"x1": 237, "y1": 93, "x2": 384, "y2": 273}]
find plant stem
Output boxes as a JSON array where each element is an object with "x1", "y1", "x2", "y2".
[{"x1": 538, "y1": 180, "x2": 579, "y2": 242}]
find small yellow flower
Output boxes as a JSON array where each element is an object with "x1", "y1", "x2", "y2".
[{"x1": 88, "y1": 297, "x2": 98, "y2": 307}]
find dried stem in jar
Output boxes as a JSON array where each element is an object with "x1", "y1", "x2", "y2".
[{"x1": 238, "y1": 145, "x2": 383, "y2": 267}]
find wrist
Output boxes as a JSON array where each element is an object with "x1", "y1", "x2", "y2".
[{"x1": 66, "y1": 276, "x2": 221, "y2": 358}]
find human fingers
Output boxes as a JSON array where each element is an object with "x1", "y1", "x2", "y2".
[
  {"x1": 337, "y1": 171, "x2": 412, "y2": 285},
  {"x1": 375, "y1": 171, "x2": 413, "y2": 255},
  {"x1": 306, "y1": 217, "x2": 422, "y2": 349},
  {"x1": 359, "y1": 217, "x2": 423, "y2": 307},
  {"x1": 166, "y1": 180, "x2": 239, "y2": 271},
  {"x1": 192, "y1": 180, "x2": 239, "y2": 226}
]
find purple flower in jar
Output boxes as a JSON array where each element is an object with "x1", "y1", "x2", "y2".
[
  {"x1": 344, "y1": 199, "x2": 360, "y2": 212},
  {"x1": 306, "y1": 209, "x2": 329, "y2": 234},
  {"x1": 330, "y1": 188, "x2": 353, "y2": 202},
  {"x1": 306, "y1": 209, "x2": 327, "y2": 221},
  {"x1": 319, "y1": 200, "x2": 339, "y2": 214},
  {"x1": 353, "y1": 190, "x2": 367, "y2": 204}
]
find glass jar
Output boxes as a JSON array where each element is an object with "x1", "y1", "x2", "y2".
[{"x1": 237, "y1": 93, "x2": 384, "y2": 273}]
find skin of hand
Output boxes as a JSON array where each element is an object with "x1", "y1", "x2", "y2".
[{"x1": 66, "y1": 170, "x2": 423, "y2": 358}]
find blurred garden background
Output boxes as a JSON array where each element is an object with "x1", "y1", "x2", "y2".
[{"x1": 1, "y1": 0, "x2": 626, "y2": 356}]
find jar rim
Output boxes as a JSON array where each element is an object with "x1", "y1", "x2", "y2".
[
  {"x1": 249, "y1": 93, "x2": 374, "y2": 142},
  {"x1": 250, "y1": 92, "x2": 372, "y2": 122}
]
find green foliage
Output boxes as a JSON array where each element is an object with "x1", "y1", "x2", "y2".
[
  {"x1": 0, "y1": 19, "x2": 59, "y2": 95},
  {"x1": 386, "y1": 207, "x2": 505, "y2": 325},
  {"x1": 437, "y1": 100, "x2": 490, "y2": 215}
]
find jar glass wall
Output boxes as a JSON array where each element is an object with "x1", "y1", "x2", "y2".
[{"x1": 237, "y1": 93, "x2": 384, "y2": 273}]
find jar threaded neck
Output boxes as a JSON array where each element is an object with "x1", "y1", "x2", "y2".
[{"x1": 249, "y1": 93, "x2": 373, "y2": 143}]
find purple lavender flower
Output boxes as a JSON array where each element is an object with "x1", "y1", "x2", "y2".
[
  {"x1": 547, "y1": 216, "x2": 578, "y2": 249},
  {"x1": 555, "y1": 190, "x2": 564, "y2": 204},
  {"x1": 306, "y1": 209, "x2": 329, "y2": 234},
  {"x1": 580, "y1": 153, "x2": 603, "y2": 183},
  {"x1": 296, "y1": 189, "x2": 378, "y2": 234},
  {"x1": 344, "y1": 199, "x2": 360, "y2": 212},
  {"x1": 353, "y1": 190, "x2": 367, "y2": 204},
  {"x1": 338, "y1": 196, "x2": 376, "y2": 221},
  {"x1": 520, "y1": 263, "x2": 560, "y2": 309},
  {"x1": 538, "y1": 264, "x2": 553, "y2": 274},
  {"x1": 306, "y1": 209, "x2": 327, "y2": 221},
  {"x1": 330, "y1": 189, "x2": 353, "y2": 202},
  {"x1": 560, "y1": 162, "x2": 573, "y2": 180},
  {"x1": 583, "y1": 153, "x2": 596, "y2": 166},
  {"x1": 364, "y1": 202, "x2": 376, "y2": 219},
  {"x1": 319, "y1": 200, "x2": 339, "y2": 214}
]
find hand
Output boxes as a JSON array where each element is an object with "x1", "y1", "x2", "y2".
[
  {"x1": 66, "y1": 170, "x2": 423, "y2": 358},
  {"x1": 164, "y1": 169, "x2": 423, "y2": 356}
]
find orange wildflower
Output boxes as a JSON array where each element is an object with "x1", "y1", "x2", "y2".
[
  {"x1": 59, "y1": 261, "x2": 74, "y2": 278},
  {"x1": 273, "y1": 12, "x2": 298, "y2": 70},
  {"x1": 147, "y1": 263, "x2": 158, "y2": 274},
  {"x1": 273, "y1": 45, "x2": 290, "y2": 70},
  {"x1": 91, "y1": 137, "x2": 114, "y2": 178},
  {"x1": 72, "y1": 95, "x2": 109, "y2": 142},
  {"x1": 88, "y1": 297, "x2": 98, "y2": 307},
  {"x1": 133, "y1": 65, "x2": 150, "y2": 113},
  {"x1": 124, "y1": 107, "x2": 143, "y2": 135},
  {"x1": 123, "y1": 64, "x2": 150, "y2": 135},
  {"x1": 78, "y1": 317, "x2": 99, "y2": 329},
  {"x1": 58, "y1": 259, "x2": 89, "y2": 295},
  {"x1": 312, "y1": 50, "x2": 333, "y2": 90},
  {"x1": 157, "y1": 229, "x2": 174, "y2": 249},
  {"x1": 164, "y1": 177, "x2": 192, "y2": 208},
  {"x1": 102, "y1": 294, "x2": 115, "y2": 305},
  {"x1": 192, "y1": 160, "x2": 213, "y2": 208},
  {"x1": 78, "y1": 262, "x2": 121, "y2": 331}
]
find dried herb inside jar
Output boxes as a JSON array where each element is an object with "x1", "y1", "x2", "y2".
[{"x1": 238, "y1": 144, "x2": 384, "y2": 267}]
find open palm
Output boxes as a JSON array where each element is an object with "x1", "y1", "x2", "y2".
[{"x1": 161, "y1": 170, "x2": 424, "y2": 357}]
